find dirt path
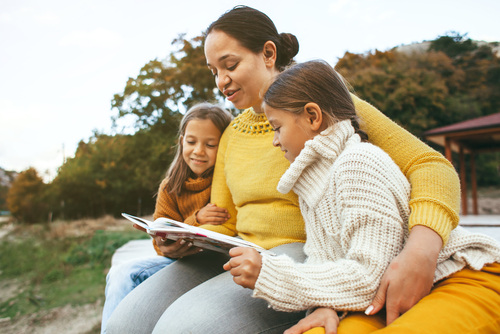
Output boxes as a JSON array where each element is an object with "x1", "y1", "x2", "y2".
[{"x1": 0, "y1": 301, "x2": 102, "y2": 334}]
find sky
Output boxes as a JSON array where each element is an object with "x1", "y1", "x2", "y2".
[{"x1": 1, "y1": 0, "x2": 499, "y2": 181}]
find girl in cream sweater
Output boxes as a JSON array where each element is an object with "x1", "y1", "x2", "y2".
[{"x1": 224, "y1": 60, "x2": 500, "y2": 334}]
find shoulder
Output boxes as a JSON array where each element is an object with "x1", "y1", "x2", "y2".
[
  {"x1": 335, "y1": 142, "x2": 393, "y2": 169},
  {"x1": 333, "y1": 142, "x2": 409, "y2": 190},
  {"x1": 157, "y1": 177, "x2": 175, "y2": 199}
]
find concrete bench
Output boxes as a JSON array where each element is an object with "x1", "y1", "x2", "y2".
[{"x1": 111, "y1": 238, "x2": 157, "y2": 266}]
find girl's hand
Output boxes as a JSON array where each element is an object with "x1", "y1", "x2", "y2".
[
  {"x1": 153, "y1": 235, "x2": 202, "y2": 259},
  {"x1": 284, "y1": 308, "x2": 339, "y2": 334},
  {"x1": 196, "y1": 203, "x2": 230, "y2": 225},
  {"x1": 365, "y1": 225, "x2": 441, "y2": 324},
  {"x1": 223, "y1": 247, "x2": 262, "y2": 289},
  {"x1": 132, "y1": 223, "x2": 147, "y2": 233}
]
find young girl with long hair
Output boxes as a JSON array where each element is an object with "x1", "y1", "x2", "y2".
[
  {"x1": 225, "y1": 60, "x2": 500, "y2": 334},
  {"x1": 101, "y1": 102, "x2": 232, "y2": 334}
]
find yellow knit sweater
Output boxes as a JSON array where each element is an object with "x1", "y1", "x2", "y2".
[{"x1": 204, "y1": 96, "x2": 460, "y2": 248}]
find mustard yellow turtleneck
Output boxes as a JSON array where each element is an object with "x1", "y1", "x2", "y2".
[{"x1": 204, "y1": 96, "x2": 460, "y2": 248}]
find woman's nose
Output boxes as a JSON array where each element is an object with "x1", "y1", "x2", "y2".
[{"x1": 217, "y1": 72, "x2": 230, "y2": 91}]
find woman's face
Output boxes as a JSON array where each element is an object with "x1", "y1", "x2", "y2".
[{"x1": 205, "y1": 30, "x2": 277, "y2": 113}]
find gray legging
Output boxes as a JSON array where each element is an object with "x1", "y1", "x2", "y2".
[{"x1": 106, "y1": 243, "x2": 306, "y2": 334}]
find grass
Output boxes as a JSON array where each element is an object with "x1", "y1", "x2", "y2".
[{"x1": 0, "y1": 221, "x2": 148, "y2": 320}]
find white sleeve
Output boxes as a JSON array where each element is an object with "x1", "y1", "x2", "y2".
[{"x1": 253, "y1": 146, "x2": 410, "y2": 312}]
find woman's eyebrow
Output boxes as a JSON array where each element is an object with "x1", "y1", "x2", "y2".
[{"x1": 207, "y1": 54, "x2": 235, "y2": 67}]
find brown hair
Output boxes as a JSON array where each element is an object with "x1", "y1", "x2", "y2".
[
  {"x1": 166, "y1": 102, "x2": 232, "y2": 196},
  {"x1": 263, "y1": 60, "x2": 368, "y2": 141},
  {"x1": 206, "y1": 6, "x2": 299, "y2": 71}
]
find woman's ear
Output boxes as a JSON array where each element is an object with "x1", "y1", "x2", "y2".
[
  {"x1": 303, "y1": 103, "x2": 323, "y2": 132},
  {"x1": 262, "y1": 41, "x2": 277, "y2": 68}
]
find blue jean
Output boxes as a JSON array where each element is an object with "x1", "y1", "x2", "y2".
[{"x1": 101, "y1": 255, "x2": 175, "y2": 334}]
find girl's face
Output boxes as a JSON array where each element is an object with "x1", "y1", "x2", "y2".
[
  {"x1": 181, "y1": 119, "x2": 222, "y2": 177},
  {"x1": 205, "y1": 30, "x2": 278, "y2": 113},
  {"x1": 264, "y1": 105, "x2": 315, "y2": 163}
]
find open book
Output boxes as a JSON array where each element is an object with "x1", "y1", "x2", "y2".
[{"x1": 122, "y1": 213, "x2": 275, "y2": 256}]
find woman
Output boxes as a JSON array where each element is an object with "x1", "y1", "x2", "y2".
[{"x1": 106, "y1": 6, "x2": 460, "y2": 333}]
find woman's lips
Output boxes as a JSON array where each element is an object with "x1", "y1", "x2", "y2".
[{"x1": 225, "y1": 89, "x2": 240, "y2": 101}]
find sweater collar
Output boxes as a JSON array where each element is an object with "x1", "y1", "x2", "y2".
[
  {"x1": 184, "y1": 175, "x2": 212, "y2": 192},
  {"x1": 277, "y1": 120, "x2": 360, "y2": 205},
  {"x1": 231, "y1": 108, "x2": 273, "y2": 135}
]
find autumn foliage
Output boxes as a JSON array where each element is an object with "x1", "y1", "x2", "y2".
[
  {"x1": 7, "y1": 168, "x2": 49, "y2": 224},
  {"x1": 6, "y1": 33, "x2": 500, "y2": 223}
]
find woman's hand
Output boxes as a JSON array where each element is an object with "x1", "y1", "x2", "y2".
[
  {"x1": 285, "y1": 308, "x2": 339, "y2": 334},
  {"x1": 366, "y1": 225, "x2": 442, "y2": 324},
  {"x1": 196, "y1": 203, "x2": 230, "y2": 225},
  {"x1": 223, "y1": 247, "x2": 262, "y2": 289}
]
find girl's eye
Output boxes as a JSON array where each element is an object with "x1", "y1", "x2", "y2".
[
  {"x1": 207, "y1": 144, "x2": 217, "y2": 148},
  {"x1": 271, "y1": 127, "x2": 280, "y2": 132},
  {"x1": 228, "y1": 63, "x2": 238, "y2": 71},
  {"x1": 186, "y1": 141, "x2": 195, "y2": 145}
]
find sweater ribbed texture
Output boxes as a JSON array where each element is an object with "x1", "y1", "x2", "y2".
[
  {"x1": 253, "y1": 121, "x2": 500, "y2": 313},
  {"x1": 152, "y1": 176, "x2": 212, "y2": 255}
]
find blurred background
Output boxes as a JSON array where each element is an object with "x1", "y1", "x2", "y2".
[{"x1": 0, "y1": 0, "x2": 499, "y2": 332}]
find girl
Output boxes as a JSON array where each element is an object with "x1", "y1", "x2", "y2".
[
  {"x1": 107, "y1": 7, "x2": 462, "y2": 334},
  {"x1": 225, "y1": 60, "x2": 500, "y2": 334},
  {"x1": 101, "y1": 102, "x2": 232, "y2": 334}
]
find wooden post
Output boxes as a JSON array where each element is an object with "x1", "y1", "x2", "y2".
[
  {"x1": 445, "y1": 137, "x2": 452, "y2": 163},
  {"x1": 470, "y1": 152, "x2": 478, "y2": 215},
  {"x1": 459, "y1": 145, "x2": 467, "y2": 215}
]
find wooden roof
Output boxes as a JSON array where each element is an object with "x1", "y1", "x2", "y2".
[{"x1": 424, "y1": 112, "x2": 500, "y2": 153}]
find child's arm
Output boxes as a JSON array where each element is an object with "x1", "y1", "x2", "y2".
[
  {"x1": 252, "y1": 145, "x2": 410, "y2": 312},
  {"x1": 200, "y1": 126, "x2": 238, "y2": 236},
  {"x1": 151, "y1": 179, "x2": 204, "y2": 257}
]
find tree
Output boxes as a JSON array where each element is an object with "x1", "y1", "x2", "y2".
[
  {"x1": 112, "y1": 34, "x2": 222, "y2": 129},
  {"x1": 336, "y1": 50, "x2": 462, "y2": 137},
  {"x1": 7, "y1": 168, "x2": 50, "y2": 223},
  {"x1": 53, "y1": 128, "x2": 178, "y2": 219},
  {"x1": 335, "y1": 33, "x2": 500, "y2": 185},
  {"x1": 49, "y1": 34, "x2": 222, "y2": 219}
]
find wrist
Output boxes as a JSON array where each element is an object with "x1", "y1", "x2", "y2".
[
  {"x1": 405, "y1": 225, "x2": 442, "y2": 261},
  {"x1": 194, "y1": 210, "x2": 202, "y2": 225}
]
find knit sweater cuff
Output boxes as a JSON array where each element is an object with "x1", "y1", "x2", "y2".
[
  {"x1": 184, "y1": 212, "x2": 200, "y2": 227},
  {"x1": 408, "y1": 199, "x2": 459, "y2": 246}
]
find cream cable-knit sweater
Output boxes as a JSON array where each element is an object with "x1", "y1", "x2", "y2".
[{"x1": 253, "y1": 120, "x2": 500, "y2": 313}]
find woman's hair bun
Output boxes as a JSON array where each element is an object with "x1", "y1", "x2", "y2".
[{"x1": 277, "y1": 33, "x2": 299, "y2": 70}]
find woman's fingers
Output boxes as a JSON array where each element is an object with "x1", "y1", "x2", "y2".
[{"x1": 366, "y1": 270, "x2": 388, "y2": 315}]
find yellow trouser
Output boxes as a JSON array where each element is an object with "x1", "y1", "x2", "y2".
[{"x1": 305, "y1": 263, "x2": 500, "y2": 334}]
